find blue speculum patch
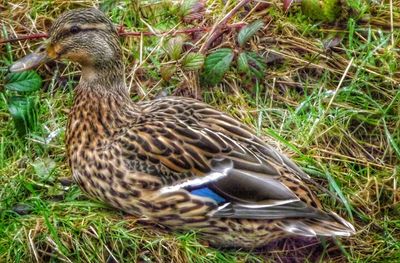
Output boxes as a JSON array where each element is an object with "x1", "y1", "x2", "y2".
[{"x1": 190, "y1": 187, "x2": 226, "y2": 204}]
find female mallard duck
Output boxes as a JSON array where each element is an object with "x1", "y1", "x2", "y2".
[{"x1": 10, "y1": 8, "x2": 354, "y2": 248}]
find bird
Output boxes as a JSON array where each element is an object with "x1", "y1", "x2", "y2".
[{"x1": 9, "y1": 8, "x2": 355, "y2": 249}]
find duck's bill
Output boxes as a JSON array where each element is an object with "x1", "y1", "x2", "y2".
[{"x1": 9, "y1": 44, "x2": 51, "y2": 73}]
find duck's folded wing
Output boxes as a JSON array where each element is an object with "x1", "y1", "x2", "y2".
[
  {"x1": 120, "y1": 119, "x2": 324, "y2": 219},
  {"x1": 156, "y1": 152, "x2": 355, "y2": 236},
  {"x1": 159, "y1": 154, "x2": 325, "y2": 220},
  {"x1": 126, "y1": 100, "x2": 354, "y2": 235}
]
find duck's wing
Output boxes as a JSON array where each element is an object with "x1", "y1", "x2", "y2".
[
  {"x1": 120, "y1": 97, "x2": 321, "y2": 216},
  {"x1": 118, "y1": 97, "x2": 354, "y2": 236},
  {"x1": 142, "y1": 121, "x2": 321, "y2": 216}
]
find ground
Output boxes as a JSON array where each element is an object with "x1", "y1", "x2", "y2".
[{"x1": 0, "y1": 1, "x2": 399, "y2": 262}]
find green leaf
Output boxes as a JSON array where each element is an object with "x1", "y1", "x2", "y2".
[
  {"x1": 383, "y1": 119, "x2": 400, "y2": 159},
  {"x1": 8, "y1": 96, "x2": 38, "y2": 136},
  {"x1": 182, "y1": 52, "x2": 204, "y2": 71},
  {"x1": 180, "y1": 0, "x2": 195, "y2": 16},
  {"x1": 160, "y1": 65, "x2": 177, "y2": 81},
  {"x1": 32, "y1": 158, "x2": 56, "y2": 180},
  {"x1": 202, "y1": 48, "x2": 234, "y2": 85},
  {"x1": 179, "y1": 0, "x2": 205, "y2": 22},
  {"x1": 237, "y1": 51, "x2": 266, "y2": 79},
  {"x1": 323, "y1": 169, "x2": 354, "y2": 221},
  {"x1": 301, "y1": 0, "x2": 341, "y2": 22},
  {"x1": 164, "y1": 36, "x2": 185, "y2": 60},
  {"x1": 238, "y1": 52, "x2": 250, "y2": 73},
  {"x1": 237, "y1": 20, "x2": 264, "y2": 47},
  {"x1": 5, "y1": 70, "x2": 42, "y2": 92}
]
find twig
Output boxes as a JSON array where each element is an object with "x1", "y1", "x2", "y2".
[
  {"x1": 0, "y1": 23, "x2": 246, "y2": 44},
  {"x1": 303, "y1": 57, "x2": 354, "y2": 145},
  {"x1": 28, "y1": 228, "x2": 40, "y2": 263},
  {"x1": 0, "y1": 32, "x2": 48, "y2": 44},
  {"x1": 325, "y1": 58, "x2": 354, "y2": 115},
  {"x1": 389, "y1": 0, "x2": 394, "y2": 47}
]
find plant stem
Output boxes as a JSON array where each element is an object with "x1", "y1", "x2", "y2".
[{"x1": 0, "y1": 23, "x2": 246, "y2": 44}]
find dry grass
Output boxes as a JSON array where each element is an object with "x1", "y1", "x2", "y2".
[{"x1": 1, "y1": 0, "x2": 399, "y2": 262}]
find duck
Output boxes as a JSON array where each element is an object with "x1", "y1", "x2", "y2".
[{"x1": 9, "y1": 8, "x2": 355, "y2": 248}]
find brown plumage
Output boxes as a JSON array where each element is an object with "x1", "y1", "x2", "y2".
[{"x1": 9, "y1": 8, "x2": 355, "y2": 249}]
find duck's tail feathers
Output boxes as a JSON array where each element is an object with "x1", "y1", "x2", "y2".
[{"x1": 281, "y1": 212, "x2": 355, "y2": 237}]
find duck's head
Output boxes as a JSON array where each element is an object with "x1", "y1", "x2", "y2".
[{"x1": 10, "y1": 8, "x2": 123, "y2": 76}]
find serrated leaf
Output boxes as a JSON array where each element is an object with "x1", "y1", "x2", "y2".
[
  {"x1": 238, "y1": 52, "x2": 250, "y2": 73},
  {"x1": 180, "y1": 0, "x2": 198, "y2": 16},
  {"x1": 8, "y1": 96, "x2": 38, "y2": 136},
  {"x1": 238, "y1": 51, "x2": 266, "y2": 79},
  {"x1": 160, "y1": 65, "x2": 177, "y2": 81},
  {"x1": 237, "y1": 20, "x2": 264, "y2": 47},
  {"x1": 164, "y1": 36, "x2": 185, "y2": 60},
  {"x1": 182, "y1": 52, "x2": 204, "y2": 71},
  {"x1": 180, "y1": 0, "x2": 205, "y2": 22},
  {"x1": 5, "y1": 70, "x2": 42, "y2": 92},
  {"x1": 202, "y1": 48, "x2": 234, "y2": 85}
]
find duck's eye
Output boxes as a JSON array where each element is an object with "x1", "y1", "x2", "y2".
[{"x1": 70, "y1": 25, "x2": 81, "y2": 34}]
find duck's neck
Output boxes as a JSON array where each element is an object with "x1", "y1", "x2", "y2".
[
  {"x1": 79, "y1": 59, "x2": 129, "y2": 99},
  {"x1": 67, "y1": 60, "x2": 136, "y2": 144}
]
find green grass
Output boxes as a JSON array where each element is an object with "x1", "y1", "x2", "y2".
[{"x1": 1, "y1": 0, "x2": 399, "y2": 262}]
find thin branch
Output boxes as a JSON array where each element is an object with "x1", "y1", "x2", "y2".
[
  {"x1": 0, "y1": 23, "x2": 246, "y2": 45},
  {"x1": 389, "y1": 0, "x2": 394, "y2": 47},
  {"x1": 0, "y1": 33, "x2": 48, "y2": 44}
]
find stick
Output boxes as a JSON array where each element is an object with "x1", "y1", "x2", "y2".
[{"x1": 0, "y1": 23, "x2": 246, "y2": 44}]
